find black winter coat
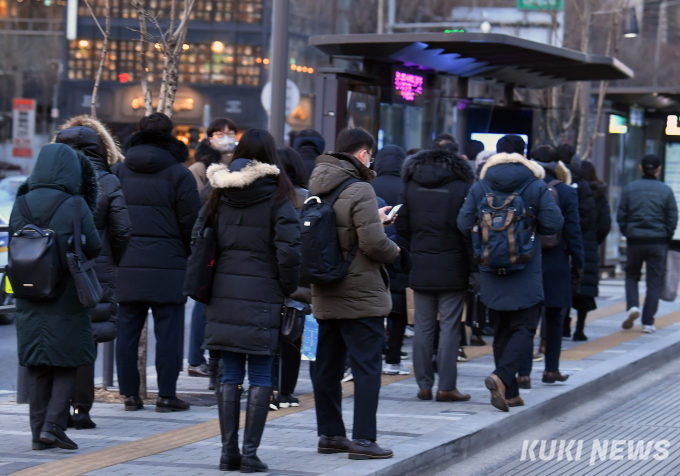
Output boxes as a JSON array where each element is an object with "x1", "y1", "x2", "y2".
[
  {"x1": 396, "y1": 149, "x2": 474, "y2": 292},
  {"x1": 116, "y1": 130, "x2": 200, "y2": 304},
  {"x1": 565, "y1": 161, "x2": 597, "y2": 236},
  {"x1": 294, "y1": 132, "x2": 325, "y2": 184},
  {"x1": 203, "y1": 159, "x2": 301, "y2": 356},
  {"x1": 11, "y1": 144, "x2": 102, "y2": 367},
  {"x1": 576, "y1": 181, "x2": 612, "y2": 297}
]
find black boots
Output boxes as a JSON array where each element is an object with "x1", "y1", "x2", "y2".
[
  {"x1": 73, "y1": 408, "x2": 97, "y2": 430},
  {"x1": 240, "y1": 386, "x2": 271, "y2": 473},
  {"x1": 39, "y1": 422, "x2": 78, "y2": 450},
  {"x1": 218, "y1": 383, "x2": 242, "y2": 471}
]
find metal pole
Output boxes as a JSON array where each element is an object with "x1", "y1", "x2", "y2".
[
  {"x1": 17, "y1": 365, "x2": 28, "y2": 404},
  {"x1": 387, "y1": 0, "x2": 396, "y2": 33},
  {"x1": 377, "y1": 0, "x2": 384, "y2": 34},
  {"x1": 270, "y1": 0, "x2": 290, "y2": 146},
  {"x1": 102, "y1": 340, "x2": 115, "y2": 388}
]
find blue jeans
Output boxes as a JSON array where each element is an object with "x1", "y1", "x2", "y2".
[
  {"x1": 221, "y1": 351, "x2": 274, "y2": 387},
  {"x1": 188, "y1": 301, "x2": 207, "y2": 367}
]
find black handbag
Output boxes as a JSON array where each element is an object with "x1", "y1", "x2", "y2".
[
  {"x1": 280, "y1": 298, "x2": 307, "y2": 343},
  {"x1": 183, "y1": 218, "x2": 218, "y2": 304},
  {"x1": 66, "y1": 197, "x2": 103, "y2": 308}
]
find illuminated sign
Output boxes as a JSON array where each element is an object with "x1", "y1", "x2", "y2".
[
  {"x1": 394, "y1": 71, "x2": 424, "y2": 102},
  {"x1": 609, "y1": 115, "x2": 628, "y2": 134},
  {"x1": 666, "y1": 115, "x2": 680, "y2": 135}
]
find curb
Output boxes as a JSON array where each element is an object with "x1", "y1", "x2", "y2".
[{"x1": 329, "y1": 328, "x2": 680, "y2": 476}]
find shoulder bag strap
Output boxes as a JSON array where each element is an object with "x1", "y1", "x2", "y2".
[
  {"x1": 17, "y1": 196, "x2": 33, "y2": 225},
  {"x1": 73, "y1": 196, "x2": 83, "y2": 257},
  {"x1": 39, "y1": 193, "x2": 71, "y2": 228}
]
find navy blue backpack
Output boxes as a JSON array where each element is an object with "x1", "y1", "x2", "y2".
[{"x1": 471, "y1": 180, "x2": 537, "y2": 275}]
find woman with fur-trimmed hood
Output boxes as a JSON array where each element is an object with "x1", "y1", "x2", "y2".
[
  {"x1": 201, "y1": 129, "x2": 300, "y2": 473},
  {"x1": 10, "y1": 143, "x2": 102, "y2": 451},
  {"x1": 55, "y1": 115, "x2": 132, "y2": 430}
]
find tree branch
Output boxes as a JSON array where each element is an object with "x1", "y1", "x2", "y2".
[
  {"x1": 82, "y1": 0, "x2": 106, "y2": 37},
  {"x1": 91, "y1": 0, "x2": 110, "y2": 118},
  {"x1": 133, "y1": 0, "x2": 153, "y2": 116}
]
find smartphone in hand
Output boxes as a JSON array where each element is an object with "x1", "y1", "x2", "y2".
[{"x1": 383, "y1": 204, "x2": 403, "y2": 224}]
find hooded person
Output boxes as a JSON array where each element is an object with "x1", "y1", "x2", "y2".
[
  {"x1": 557, "y1": 144, "x2": 597, "y2": 234},
  {"x1": 395, "y1": 148, "x2": 475, "y2": 401},
  {"x1": 9, "y1": 143, "x2": 102, "y2": 451},
  {"x1": 518, "y1": 143, "x2": 584, "y2": 387},
  {"x1": 114, "y1": 112, "x2": 200, "y2": 413},
  {"x1": 55, "y1": 115, "x2": 133, "y2": 430},
  {"x1": 457, "y1": 134, "x2": 563, "y2": 412},
  {"x1": 293, "y1": 129, "x2": 325, "y2": 183}
]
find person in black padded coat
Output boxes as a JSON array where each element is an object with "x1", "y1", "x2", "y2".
[
  {"x1": 114, "y1": 113, "x2": 200, "y2": 413},
  {"x1": 202, "y1": 129, "x2": 300, "y2": 473},
  {"x1": 55, "y1": 115, "x2": 132, "y2": 430}
]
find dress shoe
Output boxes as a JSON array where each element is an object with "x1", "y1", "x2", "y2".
[
  {"x1": 506, "y1": 395, "x2": 525, "y2": 407},
  {"x1": 417, "y1": 389, "x2": 432, "y2": 400},
  {"x1": 436, "y1": 389, "x2": 471, "y2": 402},
  {"x1": 517, "y1": 376, "x2": 531, "y2": 389},
  {"x1": 124, "y1": 395, "x2": 144, "y2": 411},
  {"x1": 469, "y1": 335, "x2": 486, "y2": 346},
  {"x1": 543, "y1": 371, "x2": 569, "y2": 383},
  {"x1": 156, "y1": 396, "x2": 190, "y2": 413},
  {"x1": 32, "y1": 439, "x2": 56, "y2": 451},
  {"x1": 318, "y1": 435, "x2": 351, "y2": 454},
  {"x1": 73, "y1": 409, "x2": 97, "y2": 430},
  {"x1": 538, "y1": 337, "x2": 546, "y2": 355},
  {"x1": 39, "y1": 422, "x2": 78, "y2": 450},
  {"x1": 484, "y1": 374, "x2": 508, "y2": 412},
  {"x1": 188, "y1": 362, "x2": 210, "y2": 377},
  {"x1": 348, "y1": 439, "x2": 393, "y2": 460}
]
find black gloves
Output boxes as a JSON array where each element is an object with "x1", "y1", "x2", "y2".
[{"x1": 571, "y1": 267, "x2": 584, "y2": 287}]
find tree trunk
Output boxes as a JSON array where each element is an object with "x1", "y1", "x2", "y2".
[
  {"x1": 90, "y1": 0, "x2": 110, "y2": 118},
  {"x1": 134, "y1": 0, "x2": 153, "y2": 116},
  {"x1": 138, "y1": 317, "x2": 148, "y2": 399}
]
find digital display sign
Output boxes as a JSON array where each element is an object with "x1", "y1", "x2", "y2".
[
  {"x1": 394, "y1": 71, "x2": 424, "y2": 102},
  {"x1": 609, "y1": 114, "x2": 628, "y2": 134}
]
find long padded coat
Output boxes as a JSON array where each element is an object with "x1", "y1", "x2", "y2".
[
  {"x1": 115, "y1": 130, "x2": 200, "y2": 304},
  {"x1": 10, "y1": 144, "x2": 102, "y2": 368},
  {"x1": 55, "y1": 116, "x2": 132, "y2": 343},
  {"x1": 203, "y1": 159, "x2": 301, "y2": 356}
]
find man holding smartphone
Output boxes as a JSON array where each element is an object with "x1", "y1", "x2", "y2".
[{"x1": 395, "y1": 147, "x2": 476, "y2": 403}]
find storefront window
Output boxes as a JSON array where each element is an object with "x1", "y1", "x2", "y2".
[
  {"x1": 68, "y1": 38, "x2": 261, "y2": 85},
  {"x1": 78, "y1": 0, "x2": 258, "y2": 22}
]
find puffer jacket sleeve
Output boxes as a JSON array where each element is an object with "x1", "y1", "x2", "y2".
[
  {"x1": 596, "y1": 196, "x2": 612, "y2": 245},
  {"x1": 175, "y1": 169, "x2": 201, "y2": 254},
  {"x1": 457, "y1": 183, "x2": 480, "y2": 237},
  {"x1": 665, "y1": 188, "x2": 678, "y2": 239},
  {"x1": 536, "y1": 182, "x2": 564, "y2": 236},
  {"x1": 104, "y1": 175, "x2": 132, "y2": 265},
  {"x1": 350, "y1": 183, "x2": 399, "y2": 264},
  {"x1": 617, "y1": 187, "x2": 630, "y2": 237},
  {"x1": 272, "y1": 199, "x2": 301, "y2": 296},
  {"x1": 80, "y1": 196, "x2": 102, "y2": 260},
  {"x1": 394, "y1": 189, "x2": 411, "y2": 241}
]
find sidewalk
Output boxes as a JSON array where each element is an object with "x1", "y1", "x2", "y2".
[{"x1": 2, "y1": 280, "x2": 680, "y2": 476}]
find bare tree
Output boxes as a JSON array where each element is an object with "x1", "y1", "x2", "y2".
[
  {"x1": 133, "y1": 0, "x2": 154, "y2": 116},
  {"x1": 83, "y1": 0, "x2": 111, "y2": 119}
]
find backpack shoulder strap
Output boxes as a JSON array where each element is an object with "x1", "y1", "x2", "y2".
[
  {"x1": 40, "y1": 193, "x2": 72, "y2": 228},
  {"x1": 324, "y1": 177, "x2": 361, "y2": 205},
  {"x1": 17, "y1": 196, "x2": 33, "y2": 225},
  {"x1": 72, "y1": 196, "x2": 83, "y2": 256},
  {"x1": 547, "y1": 179, "x2": 561, "y2": 189}
]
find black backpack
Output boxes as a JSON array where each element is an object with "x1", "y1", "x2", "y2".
[
  {"x1": 299, "y1": 177, "x2": 359, "y2": 284},
  {"x1": 538, "y1": 179, "x2": 561, "y2": 249},
  {"x1": 8, "y1": 193, "x2": 71, "y2": 301}
]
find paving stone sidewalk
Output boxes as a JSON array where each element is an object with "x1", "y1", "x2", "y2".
[{"x1": 3, "y1": 280, "x2": 680, "y2": 476}]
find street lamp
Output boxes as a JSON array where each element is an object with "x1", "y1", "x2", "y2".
[{"x1": 622, "y1": 7, "x2": 639, "y2": 38}]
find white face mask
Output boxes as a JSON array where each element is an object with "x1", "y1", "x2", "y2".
[{"x1": 213, "y1": 135, "x2": 235, "y2": 153}]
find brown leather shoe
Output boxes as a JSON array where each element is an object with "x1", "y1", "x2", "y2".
[
  {"x1": 436, "y1": 389, "x2": 471, "y2": 402},
  {"x1": 506, "y1": 395, "x2": 524, "y2": 407},
  {"x1": 348, "y1": 439, "x2": 393, "y2": 460},
  {"x1": 318, "y1": 435, "x2": 351, "y2": 454},
  {"x1": 538, "y1": 337, "x2": 546, "y2": 355},
  {"x1": 543, "y1": 371, "x2": 569, "y2": 383},
  {"x1": 417, "y1": 389, "x2": 433, "y2": 400},
  {"x1": 484, "y1": 374, "x2": 509, "y2": 412},
  {"x1": 517, "y1": 376, "x2": 531, "y2": 389},
  {"x1": 187, "y1": 363, "x2": 210, "y2": 377},
  {"x1": 469, "y1": 335, "x2": 486, "y2": 346}
]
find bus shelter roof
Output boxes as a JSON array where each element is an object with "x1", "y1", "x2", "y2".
[{"x1": 309, "y1": 33, "x2": 633, "y2": 89}]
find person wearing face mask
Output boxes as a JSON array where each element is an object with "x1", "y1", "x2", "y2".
[{"x1": 190, "y1": 118, "x2": 237, "y2": 194}]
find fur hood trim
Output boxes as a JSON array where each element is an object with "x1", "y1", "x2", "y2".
[
  {"x1": 56, "y1": 115, "x2": 124, "y2": 165},
  {"x1": 402, "y1": 148, "x2": 473, "y2": 184},
  {"x1": 480, "y1": 153, "x2": 545, "y2": 180},
  {"x1": 555, "y1": 161, "x2": 572, "y2": 186},
  {"x1": 207, "y1": 161, "x2": 280, "y2": 189}
]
